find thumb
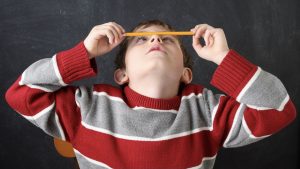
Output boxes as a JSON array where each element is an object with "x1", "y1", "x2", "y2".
[
  {"x1": 192, "y1": 34, "x2": 203, "y2": 52},
  {"x1": 110, "y1": 35, "x2": 125, "y2": 48}
]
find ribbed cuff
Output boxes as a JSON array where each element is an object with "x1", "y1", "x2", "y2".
[
  {"x1": 56, "y1": 41, "x2": 97, "y2": 84},
  {"x1": 210, "y1": 50, "x2": 257, "y2": 98}
]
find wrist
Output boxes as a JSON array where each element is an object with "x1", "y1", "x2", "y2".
[
  {"x1": 213, "y1": 49, "x2": 229, "y2": 65},
  {"x1": 83, "y1": 39, "x2": 94, "y2": 59}
]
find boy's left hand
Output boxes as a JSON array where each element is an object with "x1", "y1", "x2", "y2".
[{"x1": 191, "y1": 24, "x2": 229, "y2": 65}]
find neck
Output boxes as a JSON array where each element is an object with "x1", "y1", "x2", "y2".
[{"x1": 128, "y1": 75, "x2": 180, "y2": 99}]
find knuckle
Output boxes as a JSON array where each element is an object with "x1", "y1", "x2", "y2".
[
  {"x1": 109, "y1": 21, "x2": 115, "y2": 25},
  {"x1": 93, "y1": 25, "x2": 103, "y2": 31},
  {"x1": 107, "y1": 29, "x2": 113, "y2": 34},
  {"x1": 217, "y1": 28, "x2": 224, "y2": 32},
  {"x1": 108, "y1": 25, "x2": 115, "y2": 30},
  {"x1": 92, "y1": 26, "x2": 98, "y2": 30},
  {"x1": 109, "y1": 30, "x2": 116, "y2": 37}
]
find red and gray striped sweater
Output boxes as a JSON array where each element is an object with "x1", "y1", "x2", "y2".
[{"x1": 5, "y1": 42, "x2": 296, "y2": 169}]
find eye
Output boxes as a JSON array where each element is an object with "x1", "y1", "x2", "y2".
[
  {"x1": 136, "y1": 36, "x2": 148, "y2": 43},
  {"x1": 162, "y1": 37, "x2": 175, "y2": 43}
]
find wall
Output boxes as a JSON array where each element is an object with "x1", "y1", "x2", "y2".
[{"x1": 0, "y1": 0, "x2": 299, "y2": 168}]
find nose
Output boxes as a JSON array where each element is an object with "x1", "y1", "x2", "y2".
[{"x1": 150, "y1": 35, "x2": 162, "y2": 43}]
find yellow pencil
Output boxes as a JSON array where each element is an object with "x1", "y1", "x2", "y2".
[{"x1": 124, "y1": 31, "x2": 194, "y2": 36}]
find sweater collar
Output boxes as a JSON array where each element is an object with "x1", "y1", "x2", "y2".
[{"x1": 123, "y1": 86, "x2": 181, "y2": 110}]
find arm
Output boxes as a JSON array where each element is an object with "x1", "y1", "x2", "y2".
[
  {"x1": 5, "y1": 42, "x2": 97, "y2": 142},
  {"x1": 210, "y1": 50, "x2": 296, "y2": 147},
  {"x1": 190, "y1": 24, "x2": 296, "y2": 147},
  {"x1": 5, "y1": 22, "x2": 125, "y2": 142}
]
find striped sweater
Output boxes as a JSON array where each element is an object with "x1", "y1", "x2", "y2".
[{"x1": 5, "y1": 42, "x2": 296, "y2": 169}]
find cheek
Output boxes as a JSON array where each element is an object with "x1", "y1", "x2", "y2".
[
  {"x1": 170, "y1": 47, "x2": 185, "y2": 66},
  {"x1": 124, "y1": 50, "x2": 142, "y2": 71},
  {"x1": 126, "y1": 46, "x2": 145, "y2": 59}
]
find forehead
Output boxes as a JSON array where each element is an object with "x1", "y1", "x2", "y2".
[{"x1": 134, "y1": 25, "x2": 171, "y2": 32}]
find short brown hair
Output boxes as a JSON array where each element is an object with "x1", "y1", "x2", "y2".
[{"x1": 115, "y1": 20, "x2": 193, "y2": 71}]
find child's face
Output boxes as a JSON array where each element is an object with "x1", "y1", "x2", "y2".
[{"x1": 123, "y1": 25, "x2": 185, "y2": 84}]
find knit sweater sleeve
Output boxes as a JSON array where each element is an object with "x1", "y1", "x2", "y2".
[
  {"x1": 5, "y1": 42, "x2": 97, "y2": 142},
  {"x1": 210, "y1": 50, "x2": 296, "y2": 148}
]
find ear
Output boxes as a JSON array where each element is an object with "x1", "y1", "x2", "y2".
[
  {"x1": 180, "y1": 68, "x2": 193, "y2": 84},
  {"x1": 114, "y1": 69, "x2": 129, "y2": 85}
]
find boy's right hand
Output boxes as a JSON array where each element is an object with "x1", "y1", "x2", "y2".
[{"x1": 83, "y1": 22, "x2": 126, "y2": 59}]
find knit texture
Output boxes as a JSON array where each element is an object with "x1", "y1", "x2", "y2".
[{"x1": 5, "y1": 42, "x2": 296, "y2": 169}]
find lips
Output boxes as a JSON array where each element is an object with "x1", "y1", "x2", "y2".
[{"x1": 147, "y1": 45, "x2": 166, "y2": 54}]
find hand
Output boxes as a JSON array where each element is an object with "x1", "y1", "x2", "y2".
[
  {"x1": 83, "y1": 22, "x2": 126, "y2": 59},
  {"x1": 191, "y1": 24, "x2": 229, "y2": 65}
]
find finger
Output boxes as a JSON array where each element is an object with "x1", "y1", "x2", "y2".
[
  {"x1": 198, "y1": 24, "x2": 215, "y2": 30},
  {"x1": 193, "y1": 25, "x2": 207, "y2": 42},
  {"x1": 192, "y1": 27, "x2": 206, "y2": 49},
  {"x1": 195, "y1": 24, "x2": 215, "y2": 36},
  {"x1": 192, "y1": 24, "x2": 215, "y2": 48},
  {"x1": 102, "y1": 29, "x2": 114, "y2": 44},
  {"x1": 91, "y1": 28, "x2": 106, "y2": 40},
  {"x1": 193, "y1": 26, "x2": 211, "y2": 48},
  {"x1": 192, "y1": 32, "x2": 203, "y2": 49},
  {"x1": 204, "y1": 30, "x2": 212, "y2": 46},
  {"x1": 208, "y1": 28, "x2": 224, "y2": 46},
  {"x1": 106, "y1": 22, "x2": 126, "y2": 42},
  {"x1": 92, "y1": 25, "x2": 114, "y2": 40},
  {"x1": 191, "y1": 23, "x2": 215, "y2": 30},
  {"x1": 190, "y1": 26, "x2": 197, "y2": 33},
  {"x1": 207, "y1": 28, "x2": 219, "y2": 37},
  {"x1": 113, "y1": 24, "x2": 126, "y2": 42},
  {"x1": 113, "y1": 22, "x2": 126, "y2": 34},
  {"x1": 103, "y1": 24, "x2": 120, "y2": 43},
  {"x1": 190, "y1": 24, "x2": 200, "y2": 33},
  {"x1": 208, "y1": 35, "x2": 214, "y2": 47}
]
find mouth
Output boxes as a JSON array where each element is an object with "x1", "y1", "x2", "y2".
[{"x1": 147, "y1": 45, "x2": 166, "y2": 54}]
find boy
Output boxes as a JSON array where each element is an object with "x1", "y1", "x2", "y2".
[{"x1": 5, "y1": 20, "x2": 296, "y2": 169}]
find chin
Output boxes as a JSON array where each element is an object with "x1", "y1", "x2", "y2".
[
  {"x1": 144, "y1": 62, "x2": 171, "y2": 76},
  {"x1": 142, "y1": 54, "x2": 173, "y2": 70},
  {"x1": 147, "y1": 57, "x2": 169, "y2": 66}
]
